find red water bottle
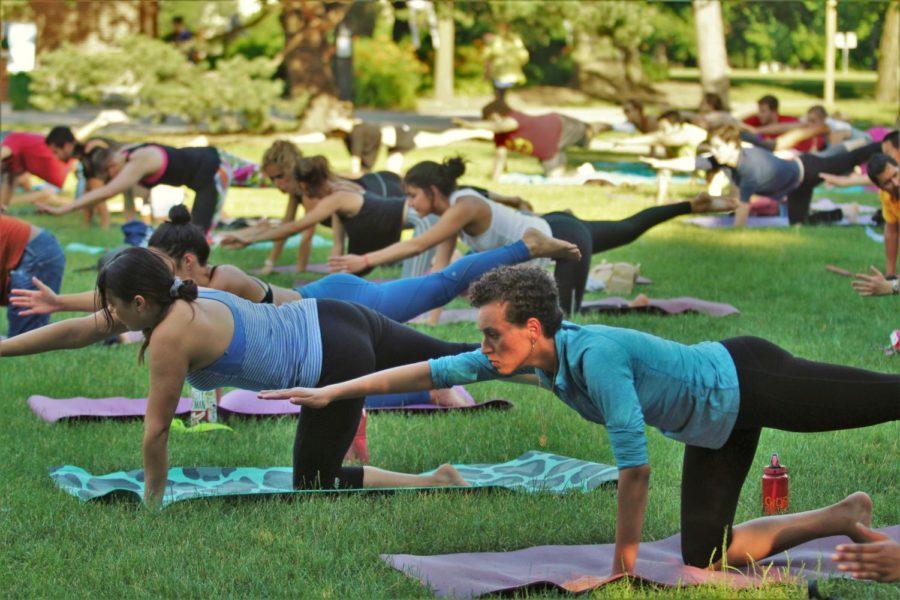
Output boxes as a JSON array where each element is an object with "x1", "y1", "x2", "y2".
[{"x1": 762, "y1": 453, "x2": 789, "y2": 515}]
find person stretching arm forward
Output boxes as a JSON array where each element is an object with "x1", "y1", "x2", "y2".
[
  {"x1": 0, "y1": 248, "x2": 489, "y2": 506},
  {"x1": 263, "y1": 265, "x2": 898, "y2": 575}
]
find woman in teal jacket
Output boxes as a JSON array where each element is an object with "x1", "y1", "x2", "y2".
[{"x1": 261, "y1": 264, "x2": 899, "y2": 575}]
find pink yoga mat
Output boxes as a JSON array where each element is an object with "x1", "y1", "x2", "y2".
[
  {"x1": 27, "y1": 390, "x2": 512, "y2": 422},
  {"x1": 409, "y1": 297, "x2": 739, "y2": 325},
  {"x1": 383, "y1": 526, "x2": 900, "y2": 597}
]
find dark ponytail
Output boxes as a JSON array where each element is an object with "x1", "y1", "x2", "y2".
[
  {"x1": 403, "y1": 156, "x2": 466, "y2": 197},
  {"x1": 97, "y1": 247, "x2": 198, "y2": 363},
  {"x1": 81, "y1": 146, "x2": 113, "y2": 181},
  {"x1": 45, "y1": 126, "x2": 76, "y2": 148},
  {"x1": 147, "y1": 205, "x2": 210, "y2": 265},
  {"x1": 293, "y1": 155, "x2": 333, "y2": 198}
]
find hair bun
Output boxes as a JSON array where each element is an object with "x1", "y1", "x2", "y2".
[
  {"x1": 443, "y1": 156, "x2": 466, "y2": 179},
  {"x1": 168, "y1": 204, "x2": 192, "y2": 225}
]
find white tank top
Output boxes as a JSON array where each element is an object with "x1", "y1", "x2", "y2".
[{"x1": 448, "y1": 188, "x2": 553, "y2": 267}]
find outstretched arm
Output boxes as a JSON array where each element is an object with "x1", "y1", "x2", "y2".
[
  {"x1": 220, "y1": 192, "x2": 349, "y2": 248},
  {"x1": 0, "y1": 311, "x2": 126, "y2": 357},
  {"x1": 74, "y1": 110, "x2": 129, "y2": 140},
  {"x1": 264, "y1": 194, "x2": 302, "y2": 271},
  {"x1": 452, "y1": 116, "x2": 518, "y2": 133},
  {"x1": 39, "y1": 159, "x2": 148, "y2": 214},
  {"x1": 8, "y1": 279, "x2": 99, "y2": 315},
  {"x1": 260, "y1": 361, "x2": 436, "y2": 408},
  {"x1": 328, "y1": 200, "x2": 473, "y2": 274}
]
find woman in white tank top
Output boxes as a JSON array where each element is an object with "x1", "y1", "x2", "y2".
[{"x1": 329, "y1": 157, "x2": 733, "y2": 313}]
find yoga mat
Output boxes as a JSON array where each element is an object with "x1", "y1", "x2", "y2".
[
  {"x1": 383, "y1": 525, "x2": 900, "y2": 597},
  {"x1": 27, "y1": 391, "x2": 513, "y2": 423},
  {"x1": 28, "y1": 395, "x2": 192, "y2": 422},
  {"x1": 499, "y1": 171, "x2": 690, "y2": 187},
  {"x1": 49, "y1": 451, "x2": 618, "y2": 507},
  {"x1": 409, "y1": 297, "x2": 739, "y2": 325},
  {"x1": 684, "y1": 214, "x2": 876, "y2": 228}
]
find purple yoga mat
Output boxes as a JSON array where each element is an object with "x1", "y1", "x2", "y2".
[
  {"x1": 383, "y1": 525, "x2": 900, "y2": 597},
  {"x1": 27, "y1": 391, "x2": 512, "y2": 422},
  {"x1": 27, "y1": 395, "x2": 192, "y2": 423},
  {"x1": 409, "y1": 297, "x2": 738, "y2": 325}
]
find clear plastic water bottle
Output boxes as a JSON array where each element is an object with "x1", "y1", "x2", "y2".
[{"x1": 190, "y1": 387, "x2": 217, "y2": 426}]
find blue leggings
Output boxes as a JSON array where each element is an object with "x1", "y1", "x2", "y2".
[{"x1": 299, "y1": 240, "x2": 531, "y2": 323}]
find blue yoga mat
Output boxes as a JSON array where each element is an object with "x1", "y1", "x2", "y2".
[{"x1": 49, "y1": 451, "x2": 617, "y2": 507}]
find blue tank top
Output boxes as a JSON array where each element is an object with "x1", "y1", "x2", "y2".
[{"x1": 185, "y1": 289, "x2": 323, "y2": 392}]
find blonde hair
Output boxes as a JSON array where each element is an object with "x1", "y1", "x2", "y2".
[{"x1": 261, "y1": 140, "x2": 303, "y2": 173}]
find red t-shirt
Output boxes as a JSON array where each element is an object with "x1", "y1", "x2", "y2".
[
  {"x1": 0, "y1": 215, "x2": 34, "y2": 305},
  {"x1": 742, "y1": 114, "x2": 817, "y2": 153},
  {"x1": 1, "y1": 132, "x2": 72, "y2": 188},
  {"x1": 494, "y1": 111, "x2": 563, "y2": 161}
]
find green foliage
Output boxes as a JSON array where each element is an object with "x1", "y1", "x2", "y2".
[
  {"x1": 352, "y1": 35, "x2": 427, "y2": 109},
  {"x1": 28, "y1": 36, "x2": 282, "y2": 133},
  {"x1": 223, "y1": 5, "x2": 285, "y2": 60}
]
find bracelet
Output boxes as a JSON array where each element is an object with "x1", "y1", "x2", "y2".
[{"x1": 892, "y1": 279, "x2": 899, "y2": 295}]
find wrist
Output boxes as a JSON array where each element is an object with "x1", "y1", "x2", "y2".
[
  {"x1": 891, "y1": 279, "x2": 900, "y2": 295},
  {"x1": 363, "y1": 254, "x2": 370, "y2": 268}
]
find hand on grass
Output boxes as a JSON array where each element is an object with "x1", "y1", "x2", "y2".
[
  {"x1": 833, "y1": 523, "x2": 900, "y2": 582},
  {"x1": 328, "y1": 254, "x2": 367, "y2": 274},
  {"x1": 8, "y1": 277, "x2": 61, "y2": 315},
  {"x1": 851, "y1": 266, "x2": 893, "y2": 297},
  {"x1": 258, "y1": 387, "x2": 334, "y2": 409},
  {"x1": 34, "y1": 202, "x2": 71, "y2": 215}
]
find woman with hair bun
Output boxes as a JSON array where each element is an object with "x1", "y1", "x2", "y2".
[
  {"x1": 0, "y1": 246, "x2": 478, "y2": 506},
  {"x1": 328, "y1": 156, "x2": 735, "y2": 314}
]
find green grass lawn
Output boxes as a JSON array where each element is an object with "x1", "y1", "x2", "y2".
[{"x1": 1, "y1": 139, "x2": 897, "y2": 598}]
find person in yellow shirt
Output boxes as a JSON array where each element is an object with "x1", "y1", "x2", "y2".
[{"x1": 865, "y1": 154, "x2": 899, "y2": 295}]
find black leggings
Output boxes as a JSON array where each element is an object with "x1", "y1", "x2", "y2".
[
  {"x1": 787, "y1": 142, "x2": 880, "y2": 225},
  {"x1": 292, "y1": 299, "x2": 477, "y2": 490},
  {"x1": 543, "y1": 203, "x2": 692, "y2": 313},
  {"x1": 680, "y1": 336, "x2": 899, "y2": 567}
]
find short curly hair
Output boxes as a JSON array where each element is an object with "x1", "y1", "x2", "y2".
[{"x1": 468, "y1": 265, "x2": 564, "y2": 336}]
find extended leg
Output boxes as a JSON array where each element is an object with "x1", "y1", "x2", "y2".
[{"x1": 584, "y1": 202, "x2": 692, "y2": 254}]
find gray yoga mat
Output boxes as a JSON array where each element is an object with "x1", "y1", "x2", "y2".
[{"x1": 383, "y1": 525, "x2": 900, "y2": 596}]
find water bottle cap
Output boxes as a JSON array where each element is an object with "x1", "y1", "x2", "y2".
[{"x1": 764, "y1": 453, "x2": 787, "y2": 475}]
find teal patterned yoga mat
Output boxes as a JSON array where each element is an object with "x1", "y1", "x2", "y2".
[{"x1": 49, "y1": 451, "x2": 617, "y2": 507}]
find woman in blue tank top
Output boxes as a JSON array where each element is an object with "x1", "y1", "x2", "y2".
[
  {"x1": 0, "y1": 247, "x2": 480, "y2": 507},
  {"x1": 265, "y1": 265, "x2": 898, "y2": 576},
  {"x1": 11, "y1": 204, "x2": 578, "y2": 408}
]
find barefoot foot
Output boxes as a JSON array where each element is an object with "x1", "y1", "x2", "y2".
[
  {"x1": 838, "y1": 492, "x2": 873, "y2": 540},
  {"x1": 432, "y1": 464, "x2": 470, "y2": 487},
  {"x1": 690, "y1": 192, "x2": 738, "y2": 213},
  {"x1": 522, "y1": 227, "x2": 582, "y2": 262}
]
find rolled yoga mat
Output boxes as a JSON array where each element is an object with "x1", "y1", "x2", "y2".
[
  {"x1": 383, "y1": 525, "x2": 900, "y2": 597},
  {"x1": 49, "y1": 451, "x2": 618, "y2": 507},
  {"x1": 28, "y1": 390, "x2": 513, "y2": 423},
  {"x1": 409, "y1": 297, "x2": 739, "y2": 325}
]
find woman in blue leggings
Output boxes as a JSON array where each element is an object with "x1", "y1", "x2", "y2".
[{"x1": 11, "y1": 205, "x2": 579, "y2": 406}]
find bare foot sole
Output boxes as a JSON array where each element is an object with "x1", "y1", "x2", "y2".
[
  {"x1": 522, "y1": 227, "x2": 582, "y2": 262},
  {"x1": 839, "y1": 491, "x2": 874, "y2": 540},
  {"x1": 691, "y1": 193, "x2": 738, "y2": 214},
  {"x1": 432, "y1": 464, "x2": 470, "y2": 487}
]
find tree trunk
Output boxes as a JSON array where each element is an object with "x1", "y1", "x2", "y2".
[
  {"x1": 27, "y1": 0, "x2": 158, "y2": 54},
  {"x1": 875, "y1": 0, "x2": 900, "y2": 104},
  {"x1": 433, "y1": 2, "x2": 455, "y2": 102},
  {"x1": 572, "y1": 31, "x2": 658, "y2": 102},
  {"x1": 692, "y1": 0, "x2": 730, "y2": 108},
  {"x1": 279, "y1": 0, "x2": 350, "y2": 99}
]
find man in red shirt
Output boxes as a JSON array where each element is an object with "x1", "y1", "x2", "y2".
[
  {"x1": 742, "y1": 95, "x2": 815, "y2": 153},
  {"x1": 454, "y1": 98, "x2": 598, "y2": 180},
  {"x1": 0, "y1": 214, "x2": 66, "y2": 336},
  {"x1": 0, "y1": 132, "x2": 72, "y2": 209}
]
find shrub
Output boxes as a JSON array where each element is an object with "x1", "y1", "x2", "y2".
[
  {"x1": 352, "y1": 35, "x2": 427, "y2": 109},
  {"x1": 29, "y1": 35, "x2": 283, "y2": 132}
]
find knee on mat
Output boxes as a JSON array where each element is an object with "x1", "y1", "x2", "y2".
[{"x1": 681, "y1": 544, "x2": 724, "y2": 569}]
